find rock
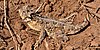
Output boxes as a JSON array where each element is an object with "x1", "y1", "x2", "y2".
[
  {"x1": 66, "y1": 46, "x2": 74, "y2": 50},
  {"x1": 45, "y1": 4, "x2": 51, "y2": 13}
]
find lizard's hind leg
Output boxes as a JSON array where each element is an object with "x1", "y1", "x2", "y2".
[{"x1": 34, "y1": 29, "x2": 47, "y2": 50}]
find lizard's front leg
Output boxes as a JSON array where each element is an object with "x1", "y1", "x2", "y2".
[{"x1": 34, "y1": 29, "x2": 47, "y2": 50}]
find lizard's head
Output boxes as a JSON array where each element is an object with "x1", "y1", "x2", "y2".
[{"x1": 18, "y1": 5, "x2": 35, "y2": 22}]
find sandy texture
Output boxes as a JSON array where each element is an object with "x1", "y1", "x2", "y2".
[{"x1": 0, "y1": 0, "x2": 100, "y2": 50}]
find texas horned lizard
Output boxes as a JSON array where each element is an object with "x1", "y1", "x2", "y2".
[{"x1": 18, "y1": 4, "x2": 89, "y2": 50}]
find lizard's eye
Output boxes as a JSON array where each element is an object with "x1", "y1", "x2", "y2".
[{"x1": 27, "y1": 10, "x2": 30, "y2": 12}]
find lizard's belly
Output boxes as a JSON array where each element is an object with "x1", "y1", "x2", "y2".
[{"x1": 27, "y1": 21, "x2": 43, "y2": 31}]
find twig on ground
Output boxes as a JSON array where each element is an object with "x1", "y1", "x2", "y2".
[
  {"x1": 95, "y1": 6, "x2": 100, "y2": 13},
  {"x1": 89, "y1": 47, "x2": 100, "y2": 49},
  {"x1": 85, "y1": 7, "x2": 100, "y2": 23},
  {"x1": 0, "y1": 16, "x2": 4, "y2": 30},
  {"x1": 92, "y1": 12, "x2": 100, "y2": 18},
  {"x1": 35, "y1": 3, "x2": 44, "y2": 13},
  {"x1": 0, "y1": 6, "x2": 3, "y2": 10},
  {"x1": 10, "y1": 0, "x2": 19, "y2": 12},
  {"x1": 44, "y1": 39, "x2": 49, "y2": 50},
  {"x1": 59, "y1": 12, "x2": 78, "y2": 20},
  {"x1": 4, "y1": 0, "x2": 19, "y2": 50},
  {"x1": 58, "y1": 12, "x2": 77, "y2": 24}
]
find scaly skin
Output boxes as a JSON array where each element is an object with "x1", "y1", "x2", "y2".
[{"x1": 19, "y1": 5, "x2": 89, "y2": 50}]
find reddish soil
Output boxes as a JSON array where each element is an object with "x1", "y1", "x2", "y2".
[{"x1": 0, "y1": 0, "x2": 100, "y2": 50}]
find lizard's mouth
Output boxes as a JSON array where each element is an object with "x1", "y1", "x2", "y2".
[{"x1": 23, "y1": 17, "x2": 32, "y2": 22}]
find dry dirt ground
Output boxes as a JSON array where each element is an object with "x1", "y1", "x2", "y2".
[{"x1": 0, "y1": 0, "x2": 100, "y2": 50}]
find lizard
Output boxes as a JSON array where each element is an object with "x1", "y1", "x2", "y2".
[{"x1": 18, "y1": 4, "x2": 89, "y2": 50}]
